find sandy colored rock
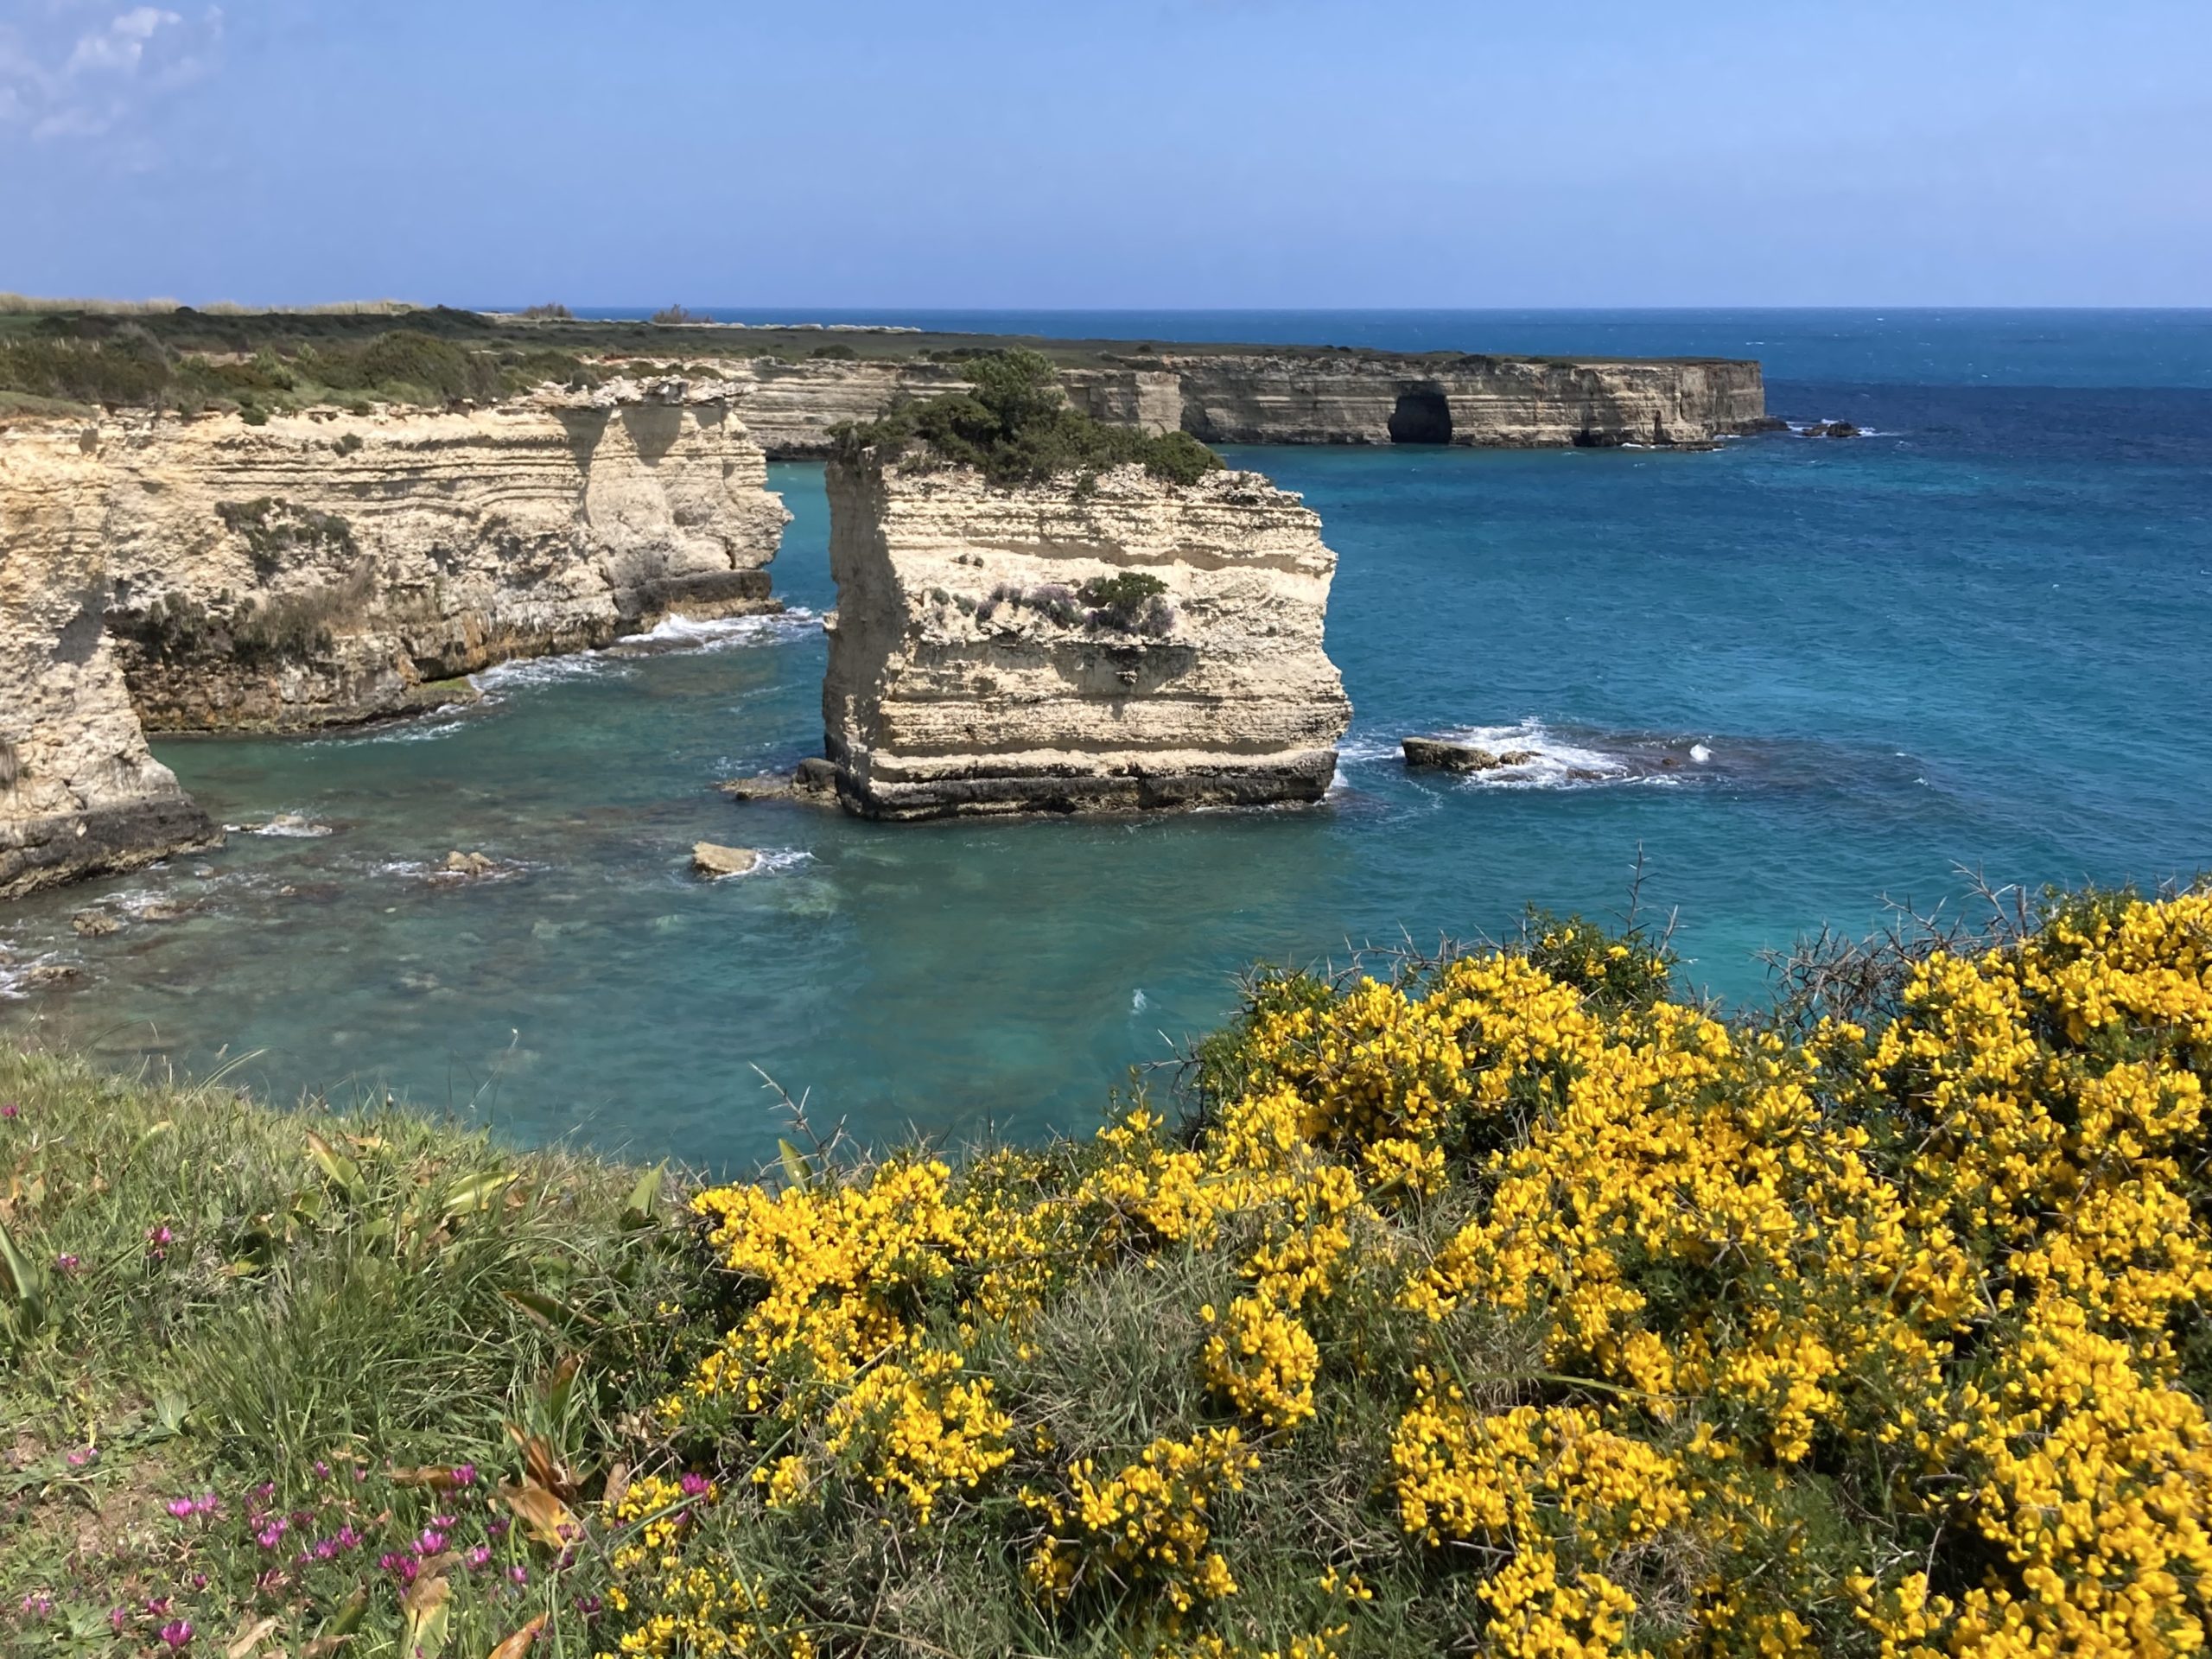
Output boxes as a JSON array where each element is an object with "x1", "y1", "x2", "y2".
[
  {"x1": 1, "y1": 377, "x2": 787, "y2": 899},
  {"x1": 1402, "y1": 736, "x2": 1538, "y2": 772},
  {"x1": 0, "y1": 435, "x2": 220, "y2": 899},
  {"x1": 692, "y1": 842, "x2": 760, "y2": 877},
  {"x1": 717, "y1": 353, "x2": 1765, "y2": 458},
  {"x1": 72, "y1": 376, "x2": 789, "y2": 732},
  {"x1": 819, "y1": 454, "x2": 1351, "y2": 818},
  {"x1": 442, "y1": 850, "x2": 498, "y2": 877},
  {"x1": 71, "y1": 909, "x2": 120, "y2": 937}
]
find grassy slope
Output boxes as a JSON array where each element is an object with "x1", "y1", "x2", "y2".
[
  {"x1": 0, "y1": 1049, "x2": 690, "y2": 1656},
  {"x1": 6, "y1": 891, "x2": 2209, "y2": 1658}
]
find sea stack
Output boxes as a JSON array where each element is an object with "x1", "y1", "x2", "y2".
[
  {"x1": 819, "y1": 450, "x2": 1352, "y2": 817},
  {"x1": 1, "y1": 432, "x2": 219, "y2": 899}
]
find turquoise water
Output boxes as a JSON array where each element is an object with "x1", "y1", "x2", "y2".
[{"x1": 5, "y1": 312, "x2": 2210, "y2": 1172}]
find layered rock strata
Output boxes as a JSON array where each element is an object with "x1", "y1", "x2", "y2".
[
  {"x1": 1, "y1": 434, "x2": 218, "y2": 899},
  {"x1": 1166, "y1": 353, "x2": 1769, "y2": 448},
  {"x1": 88, "y1": 378, "x2": 788, "y2": 730},
  {"x1": 1, "y1": 378, "x2": 786, "y2": 893},
  {"x1": 819, "y1": 454, "x2": 1351, "y2": 817},
  {"x1": 726, "y1": 354, "x2": 1765, "y2": 457}
]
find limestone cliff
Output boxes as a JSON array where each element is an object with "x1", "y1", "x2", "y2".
[
  {"x1": 1166, "y1": 353, "x2": 1769, "y2": 448},
  {"x1": 725, "y1": 352, "x2": 1762, "y2": 457},
  {"x1": 1, "y1": 378, "x2": 787, "y2": 894},
  {"x1": 1, "y1": 430, "x2": 218, "y2": 899},
  {"x1": 819, "y1": 454, "x2": 1351, "y2": 817},
  {"x1": 86, "y1": 378, "x2": 789, "y2": 730}
]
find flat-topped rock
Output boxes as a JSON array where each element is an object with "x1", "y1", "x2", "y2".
[
  {"x1": 692, "y1": 842, "x2": 760, "y2": 877},
  {"x1": 1402, "y1": 736, "x2": 1540, "y2": 772},
  {"x1": 818, "y1": 454, "x2": 1351, "y2": 818}
]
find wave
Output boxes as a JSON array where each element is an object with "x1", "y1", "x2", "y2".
[
  {"x1": 743, "y1": 848, "x2": 816, "y2": 877},
  {"x1": 471, "y1": 652, "x2": 630, "y2": 695},
  {"x1": 1407, "y1": 719, "x2": 1741, "y2": 791},
  {"x1": 616, "y1": 607, "x2": 822, "y2": 653},
  {"x1": 1409, "y1": 719, "x2": 1916, "y2": 796},
  {"x1": 226, "y1": 811, "x2": 333, "y2": 837}
]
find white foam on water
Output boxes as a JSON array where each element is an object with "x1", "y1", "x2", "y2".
[
  {"x1": 226, "y1": 812, "x2": 332, "y2": 837},
  {"x1": 749, "y1": 848, "x2": 816, "y2": 876},
  {"x1": 1332, "y1": 736, "x2": 1400, "y2": 767},
  {"x1": 1690, "y1": 743, "x2": 1713, "y2": 765},
  {"x1": 1131, "y1": 988, "x2": 1149, "y2": 1014},
  {"x1": 472, "y1": 652, "x2": 628, "y2": 695},
  {"x1": 1432, "y1": 719, "x2": 1637, "y2": 790},
  {"x1": 619, "y1": 607, "x2": 822, "y2": 652}
]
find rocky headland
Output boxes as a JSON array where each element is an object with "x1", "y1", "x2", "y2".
[
  {"x1": 721, "y1": 353, "x2": 1764, "y2": 457},
  {"x1": 818, "y1": 445, "x2": 1351, "y2": 818},
  {"x1": 0, "y1": 376, "x2": 787, "y2": 895}
]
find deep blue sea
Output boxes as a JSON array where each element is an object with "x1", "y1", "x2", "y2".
[{"x1": 4, "y1": 311, "x2": 2209, "y2": 1172}]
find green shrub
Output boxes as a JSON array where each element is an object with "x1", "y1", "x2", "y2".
[
  {"x1": 214, "y1": 499, "x2": 358, "y2": 579},
  {"x1": 832, "y1": 349, "x2": 1225, "y2": 487},
  {"x1": 0, "y1": 334, "x2": 174, "y2": 406},
  {"x1": 810, "y1": 342, "x2": 859, "y2": 360}
]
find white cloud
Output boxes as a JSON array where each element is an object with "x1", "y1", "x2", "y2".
[{"x1": 0, "y1": 3, "x2": 222, "y2": 143}]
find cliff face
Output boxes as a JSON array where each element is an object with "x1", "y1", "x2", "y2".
[
  {"x1": 820, "y1": 454, "x2": 1351, "y2": 818},
  {"x1": 1167, "y1": 353, "x2": 1769, "y2": 448},
  {"x1": 1, "y1": 379, "x2": 787, "y2": 894},
  {"x1": 0, "y1": 430, "x2": 218, "y2": 899},
  {"x1": 727, "y1": 354, "x2": 1765, "y2": 458},
  {"x1": 88, "y1": 378, "x2": 787, "y2": 730}
]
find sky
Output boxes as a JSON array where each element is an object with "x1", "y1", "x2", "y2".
[{"x1": 2, "y1": 0, "x2": 2207, "y2": 309}]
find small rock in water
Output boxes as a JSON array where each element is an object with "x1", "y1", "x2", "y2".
[
  {"x1": 442, "y1": 850, "x2": 499, "y2": 878},
  {"x1": 192, "y1": 865, "x2": 216, "y2": 879},
  {"x1": 1403, "y1": 736, "x2": 1512, "y2": 772},
  {"x1": 692, "y1": 842, "x2": 760, "y2": 878},
  {"x1": 72, "y1": 910, "x2": 120, "y2": 937},
  {"x1": 718, "y1": 759, "x2": 841, "y2": 806},
  {"x1": 138, "y1": 900, "x2": 195, "y2": 923},
  {"x1": 21, "y1": 963, "x2": 82, "y2": 988}
]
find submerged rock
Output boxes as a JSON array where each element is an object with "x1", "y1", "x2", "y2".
[
  {"x1": 718, "y1": 758, "x2": 840, "y2": 806},
  {"x1": 818, "y1": 454, "x2": 1351, "y2": 818},
  {"x1": 71, "y1": 909, "x2": 120, "y2": 937},
  {"x1": 692, "y1": 842, "x2": 760, "y2": 878}
]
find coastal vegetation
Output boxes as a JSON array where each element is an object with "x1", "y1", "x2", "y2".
[
  {"x1": 0, "y1": 326, "x2": 602, "y2": 420},
  {"x1": 6, "y1": 883, "x2": 2209, "y2": 1656},
  {"x1": 832, "y1": 349, "x2": 1224, "y2": 486}
]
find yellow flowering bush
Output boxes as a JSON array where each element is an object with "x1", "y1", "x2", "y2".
[{"x1": 587, "y1": 888, "x2": 2212, "y2": 1658}]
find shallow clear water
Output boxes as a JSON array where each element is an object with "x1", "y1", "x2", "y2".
[{"x1": 6, "y1": 312, "x2": 2210, "y2": 1173}]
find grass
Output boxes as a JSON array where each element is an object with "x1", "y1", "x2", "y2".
[
  {"x1": 0, "y1": 1050, "x2": 693, "y2": 1656},
  {"x1": 5, "y1": 886, "x2": 2209, "y2": 1656}
]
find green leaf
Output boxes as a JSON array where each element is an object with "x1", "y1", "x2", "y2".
[
  {"x1": 501, "y1": 1287, "x2": 601, "y2": 1330},
  {"x1": 441, "y1": 1169, "x2": 517, "y2": 1218},
  {"x1": 620, "y1": 1162, "x2": 664, "y2": 1229},
  {"x1": 778, "y1": 1139, "x2": 814, "y2": 1192},
  {"x1": 303, "y1": 1131, "x2": 363, "y2": 1201},
  {"x1": 0, "y1": 1213, "x2": 48, "y2": 1334},
  {"x1": 154, "y1": 1390, "x2": 189, "y2": 1436}
]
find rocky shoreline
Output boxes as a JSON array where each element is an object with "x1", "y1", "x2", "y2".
[{"x1": 0, "y1": 377, "x2": 788, "y2": 898}]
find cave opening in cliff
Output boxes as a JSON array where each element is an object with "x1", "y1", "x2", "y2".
[{"x1": 1388, "y1": 387, "x2": 1453, "y2": 444}]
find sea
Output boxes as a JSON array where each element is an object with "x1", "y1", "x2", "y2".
[{"x1": 4, "y1": 309, "x2": 2209, "y2": 1173}]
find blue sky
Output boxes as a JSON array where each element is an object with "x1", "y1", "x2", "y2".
[{"x1": 3, "y1": 1, "x2": 2206, "y2": 308}]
